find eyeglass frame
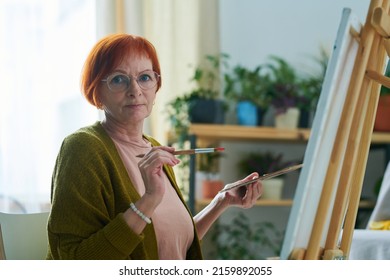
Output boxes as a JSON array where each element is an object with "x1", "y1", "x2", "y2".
[{"x1": 101, "y1": 70, "x2": 160, "y2": 93}]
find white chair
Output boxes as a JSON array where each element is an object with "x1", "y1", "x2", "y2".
[
  {"x1": 0, "y1": 211, "x2": 50, "y2": 260},
  {"x1": 0, "y1": 195, "x2": 27, "y2": 213}
]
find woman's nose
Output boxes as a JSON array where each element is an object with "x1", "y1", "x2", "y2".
[{"x1": 126, "y1": 78, "x2": 142, "y2": 96}]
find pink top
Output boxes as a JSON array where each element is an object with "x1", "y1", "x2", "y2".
[{"x1": 102, "y1": 122, "x2": 194, "y2": 259}]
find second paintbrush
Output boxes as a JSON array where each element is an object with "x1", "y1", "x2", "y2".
[{"x1": 136, "y1": 147, "x2": 225, "y2": 157}]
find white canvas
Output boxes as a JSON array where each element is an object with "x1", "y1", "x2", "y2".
[{"x1": 280, "y1": 8, "x2": 363, "y2": 259}]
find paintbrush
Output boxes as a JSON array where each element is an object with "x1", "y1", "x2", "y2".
[
  {"x1": 219, "y1": 163, "x2": 303, "y2": 193},
  {"x1": 136, "y1": 147, "x2": 225, "y2": 158}
]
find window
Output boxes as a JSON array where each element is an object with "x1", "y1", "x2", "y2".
[{"x1": 0, "y1": 0, "x2": 98, "y2": 212}]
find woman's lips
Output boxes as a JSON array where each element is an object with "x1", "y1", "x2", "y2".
[{"x1": 125, "y1": 104, "x2": 144, "y2": 108}]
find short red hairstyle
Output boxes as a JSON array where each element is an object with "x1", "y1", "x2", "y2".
[{"x1": 81, "y1": 33, "x2": 162, "y2": 108}]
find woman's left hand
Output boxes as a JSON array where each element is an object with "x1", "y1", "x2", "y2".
[
  {"x1": 218, "y1": 172, "x2": 263, "y2": 209},
  {"x1": 194, "y1": 172, "x2": 263, "y2": 239}
]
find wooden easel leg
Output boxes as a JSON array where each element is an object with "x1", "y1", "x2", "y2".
[
  {"x1": 330, "y1": 0, "x2": 390, "y2": 258},
  {"x1": 288, "y1": 248, "x2": 306, "y2": 260},
  {"x1": 341, "y1": 20, "x2": 389, "y2": 258}
]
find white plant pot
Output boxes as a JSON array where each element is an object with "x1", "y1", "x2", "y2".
[
  {"x1": 275, "y1": 107, "x2": 300, "y2": 129},
  {"x1": 261, "y1": 178, "x2": 284, "y2": 200}
]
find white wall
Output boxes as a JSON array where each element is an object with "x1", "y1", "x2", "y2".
[{"x1": 219, "y1": 0, "x2": 370, "y2": 69}]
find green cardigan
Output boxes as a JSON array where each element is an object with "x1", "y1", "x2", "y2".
[{"x1": 47, "y1": 122, "x2": 203, "y2": 260}]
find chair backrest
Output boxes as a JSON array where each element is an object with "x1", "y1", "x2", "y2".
[
  {"x1": 0, "y1": 195, "x2": 27, "y2": 213},
  {"x1": 0, "y1": 211, "x2": 50, "y2": 260}
]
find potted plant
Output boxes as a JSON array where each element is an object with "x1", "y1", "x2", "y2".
[
  {"x1": 166, "y1": 54, "x2": 228, "y2": 146},
  {"x1": 264, "y1": 56, "x2": 306, "y2": 129},
  {"x1": 186, "y1": 53, "x2": 228, "y2": 124},
  {"x1": 209, "y1": 212, "x2": 283, "y2": 259},
  {"x1": 374, "y1": 61, "x2": 390, "y2": 132},
  {"x1": 237, "y1": 151, "x2": 292, "y2": 200},
  {"x1": 224, "y1": 64, "x2": 272, "y2": 126}
]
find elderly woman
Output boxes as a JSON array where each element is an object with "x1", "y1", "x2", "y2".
[{"x1": 47, "y1": 33, "x2": 262, "y2": 260}]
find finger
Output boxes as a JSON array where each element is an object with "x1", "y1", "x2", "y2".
[
  {"x1": 143, "y1": 146, "x2": 175, "y2": 157},
  {"x1": 227, "y1": 172, "x2": 259, "y2": 192},
  {"x1": 256, "y1": 181, "x2": 263, "y2": 198},
  {"x1": 244, "y1": 172, "x2": 259, "y2": 181},
  {"x1": 250, "y1": 181, "x2": 262, "y2": 200},
  {"x1": 242, "y1": 186, "x2": 254, "y2": 208},
  {"x1": 139, "y1": 152, "x2": 180, "y2": 170},
  {"x1": 243, "y1": 181, "x2": 261, "y2": 207},
  {"x1": 241, "y1": 173, "x2": 259, "y2": 196},
  {"x1": 142, "y1": 147, "x2": 179, "y2": 162}
]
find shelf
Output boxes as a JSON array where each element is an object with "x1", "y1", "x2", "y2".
[
  {"x1": 196, "y1": 199, "x2": 376, "y2": 209},
  {"x1": 189, "y1": 124, "x2": 310, "y2": 142},
  {"x1": 372, "y1": 131, "x2": 390, "y2": 144},
  {"x1": 189, "y1": 124, "x2": 390, "y2": 144}
]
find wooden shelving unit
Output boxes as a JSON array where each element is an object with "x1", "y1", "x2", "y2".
[{"x1": 187, "y1": 124, "x2": 390, "y2": 213}]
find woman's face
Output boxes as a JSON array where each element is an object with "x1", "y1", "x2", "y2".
[{"x1": 99, "y1": 54, "x2": 158, "y2": 126}]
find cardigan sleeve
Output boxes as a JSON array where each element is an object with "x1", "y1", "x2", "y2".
[{"x1": 47, "y1": 130, "x2": 158, "y2": 260}]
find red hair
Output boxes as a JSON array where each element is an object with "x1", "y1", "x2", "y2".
[{"x1": 81, "y1": 34, "x2": 161, "y2": 108}]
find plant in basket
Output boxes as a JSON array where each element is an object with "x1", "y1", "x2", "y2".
[{"x1": 264, "y1": 56, "x2": 306, "y2": 129}]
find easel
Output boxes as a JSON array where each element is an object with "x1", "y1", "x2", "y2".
[{"x1": 289, "y1": 0, "x2": 390, "y2": 260}]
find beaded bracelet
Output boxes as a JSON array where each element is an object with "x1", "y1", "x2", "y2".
[{"x1": 129, "y1": 202, "x2": 152, "y2": 224}]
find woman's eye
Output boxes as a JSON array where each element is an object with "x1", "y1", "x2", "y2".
[
  {"x1": 111, "y1": 75, "x2": 127, "y2": 84},
  {"x1": 138, "y1": 74, "x2": 151, "y2": 82}
]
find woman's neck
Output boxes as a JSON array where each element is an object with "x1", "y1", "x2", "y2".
[{"x1": 101, "y1": 116, "x2": 144, "y2": 142}]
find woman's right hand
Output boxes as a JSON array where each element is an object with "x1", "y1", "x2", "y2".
[
  {"x1": 123, "y1": 146, "x2": 180, "y2": 233},
  {"x1": 137, "y1": 146, "x2": 180, "y2": 207}
]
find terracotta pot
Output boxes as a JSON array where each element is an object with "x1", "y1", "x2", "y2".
[
  {"x1": 374, "y1": 95, "x2": 390, "y2": 132},
  {"x1": 202, "y1": 180, "x2": 224, "y2": 199}
]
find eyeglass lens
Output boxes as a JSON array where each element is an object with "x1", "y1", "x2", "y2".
[{"x1": 107, "y1": 71, "x2": 159, "y2": 92}]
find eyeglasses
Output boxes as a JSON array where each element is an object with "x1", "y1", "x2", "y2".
[{"x1": 101, "y1": 70, "x2": 160, "y2": 93}]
